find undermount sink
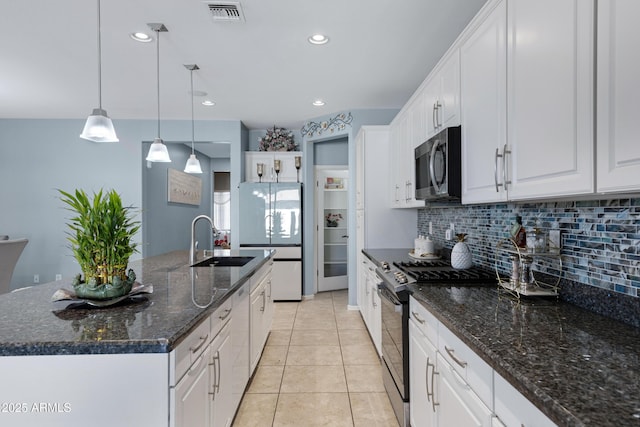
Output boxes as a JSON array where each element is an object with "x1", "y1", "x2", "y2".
[{"x1": 191, "y1": 256, "x2": 254, "y2": 268}]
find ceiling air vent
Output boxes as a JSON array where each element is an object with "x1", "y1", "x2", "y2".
[{"x1": 204, "y1": 2, "x2": 245, "y2": 22}]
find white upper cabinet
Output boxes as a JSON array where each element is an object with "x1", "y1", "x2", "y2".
[
  {"x1": 461, "y1": 0, "x2": 595, "y2": 204},
  {"x1": 596, "y1": 0, "x2": 640, "y2": 193},
  {"x1": 389, "y1": 110, "x2": 425, "y2": 208},
  {"x1": 426, "y1": 51, "x2": 461, "y2": 139},
  {"x1": 460, "y1": 0, "x2": 508, "y2": 204},
  {"x1": 506, "y1": 0, "x2": 594, "y2": 200}
]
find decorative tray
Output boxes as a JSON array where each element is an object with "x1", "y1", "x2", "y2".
[
  {"x1": 408, "y1": 251, "x2": 440, "y2": 260},
  {"x1": 51, "y1": 282, "x2": 153, "y2": 308}
]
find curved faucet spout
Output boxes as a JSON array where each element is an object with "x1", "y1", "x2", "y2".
[{"x1": 190, "y1": 215, "x2": 220, "y2": 265}]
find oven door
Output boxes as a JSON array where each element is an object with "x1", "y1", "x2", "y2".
[{"x1": 377, "y1": 284, "x2": 409, "y2": 400}]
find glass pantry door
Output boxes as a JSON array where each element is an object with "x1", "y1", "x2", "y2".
[{"x1": 316, "y1": 168, "x2": 349, "y2": 292}]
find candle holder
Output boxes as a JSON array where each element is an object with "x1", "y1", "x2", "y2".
[
  {"x1": 256, "y1": 163, "x2": 264, "y2": 183},
  {"x1": 295, "y1": 156, "x2": 301, "y2": 183},
  {"x1": 274, "y1": 159, "x2": 281, "y2": 183}
]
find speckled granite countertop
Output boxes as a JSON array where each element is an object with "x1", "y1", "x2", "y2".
[
  {"x1": 0, "y1": 249, "x2": 273, "y2": 356},
  {"x1": 363, "y1": 248, "x2": 640, "y2": 427}
]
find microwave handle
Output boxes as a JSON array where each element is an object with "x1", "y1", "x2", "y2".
[{"x1": 429, "y1": 138, "x2": 442, "y2": 194}]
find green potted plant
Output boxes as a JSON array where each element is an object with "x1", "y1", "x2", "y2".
[{"x1": 59, "y1": 189, "x2": 140, "y2": 300}]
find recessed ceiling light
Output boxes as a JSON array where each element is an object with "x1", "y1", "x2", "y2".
[
  {"x1": 312, "y1": 99, "x2": 325, "y2": 106},
  {"x1": 308, "y1": 34, "x2": 329, "y2": 45},
  {"x1": 202, "y1": 100, "x2": 216, "y2": 106},
  {"x1": 130, "y1": 32, "x2": 153, "y2": 43}
]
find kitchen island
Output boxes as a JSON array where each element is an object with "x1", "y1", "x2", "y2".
[
  {"x1": 364, "y1": 248, "x2": 640, "y2": 427},
  {"x1": 0, "y1": 249, "x2": 274, "y2": 427}
]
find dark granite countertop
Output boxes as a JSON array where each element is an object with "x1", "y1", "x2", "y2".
[
  {"x1": 0, "y1": 249, "x2": 273, "y2": 356},
  {"x1": 363, "y1": 248, "x2": 640, "y2": 427}
]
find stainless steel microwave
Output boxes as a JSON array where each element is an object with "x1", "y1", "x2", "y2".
[{"x1": 414, "y1": 126, "x2": 462, "y2": 200}]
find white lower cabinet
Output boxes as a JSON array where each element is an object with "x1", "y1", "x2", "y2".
[
  {"x1": 173, "y1": 345, "x2": 212, "y2": 427},
  {"x1": 210, "y1": 320, "x2": 233, "y2": 427},
  {"x1": 437, "y1": 352, "x2": 493, "y2": 427},
  {"x1": 231, "y1": 280, "x2": 250, "y2": 411},
  {"x1": 409, "y1": 319, "x2": 437, "y2": 427},
  {"x1": 358, "y1": 255, "x2": 381, "y2": 356},
  {"x1": 249, "y1": 260, "x2": 273, "y2": 375},
  {"x1": 494, "y1": 372, "x2": 555, "y2": 427}
]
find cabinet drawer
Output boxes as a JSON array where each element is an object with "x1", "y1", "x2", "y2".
[
  {"x1": 409, "y1": 296, "x2": 438, "y2": 346},
  {"x1": 211, "y1": 297, "x2": 233, "y2": 340},
  {"x1": 171, "y1": 316, "x2": 211, "y2": 386},
  {"x1": 438, "y1": 322, "x2": 493, "y2": 408},
  {"x1": 494, "y1": 371, "x2": 555, "y2": 427}
]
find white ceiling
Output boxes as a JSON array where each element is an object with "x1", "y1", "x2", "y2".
[{"x1": 1, "y1": 0, "x2": 486, "y2": 131}]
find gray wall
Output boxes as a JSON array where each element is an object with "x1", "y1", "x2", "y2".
[
  {"x1": 313, "y1": 137, "x2": 348, "y2": 165},
  {"x1": 0, "y1": 118, "x2": 244, "y2": 289}
]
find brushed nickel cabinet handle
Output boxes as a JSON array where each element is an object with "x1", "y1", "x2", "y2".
[
  {"x1": 494, "y1": 147, "x2": 502, "y2": 192},
  {"x1": 190, "y1": 334, "x2": 209, "y2": 354},
  {"x1": 502, "y1": 144, "x2": 511, "y2": 191},
  {"x1": 411, "y1": 311, "x2": 426, "y2": 324},
  {"x1": 445, "y1": 346, "x2": 468, "y2": 368}
]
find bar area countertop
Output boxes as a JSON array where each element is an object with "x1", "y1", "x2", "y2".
[
  {"x1": 363, "y1": 248, "x2": 640, "y2": 427},
  {"x1": 0, "y1": 249, "x2": 274, "y2": 356}
]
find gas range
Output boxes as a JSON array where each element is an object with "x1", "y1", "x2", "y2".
[{"x1": 376, "y1": 259, "x2": 496, "y2": 294}]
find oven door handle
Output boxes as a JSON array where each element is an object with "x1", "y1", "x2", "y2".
[{"x1": 377, "y1": 283, "x2": 402, "y2": 306}]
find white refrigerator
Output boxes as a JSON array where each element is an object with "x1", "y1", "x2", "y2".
[{"x1": 238, "y1": 182, "x2": 302, "y2": 301}]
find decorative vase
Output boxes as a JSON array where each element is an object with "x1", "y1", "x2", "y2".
[{"x1": 451, "y1": 233, "x2": 472, "y2": 269}]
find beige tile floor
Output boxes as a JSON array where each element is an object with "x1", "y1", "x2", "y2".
[{"x1": 232, "y1": 290, "x2": 399, "y2": 427}]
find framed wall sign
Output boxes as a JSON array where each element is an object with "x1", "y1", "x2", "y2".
[{"x1": 168, "y1": 168, "x2": 202, "y2": 206}]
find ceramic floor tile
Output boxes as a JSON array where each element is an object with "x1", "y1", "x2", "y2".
[
  {"x1": 232, "y1": 393, "x2": 278, "y2": 427},
  {"x1": 267, "y1": 329, "x2": 292, "y2": 346},
  {"x1": 271, "y1": 316, "x2": 295, "y2": 331},
  {"x1": 290, "y1": 329, "x2": 339, "y2": 346},
  {"x1": 293, "y1": 316, "x2": 337, "y2": 330},
  {"x1": 286, "y1": 345, "x2": 343, "y2": 366},
  {"x1": 336, "y1": 312, "x2": 367, "y2": 330},
  {"x1": 258, "y1": 345, "x2": 288, "y2": 366},
  {"x1": 273, "y1": 392, "x2": 353, "y2": 427},
  {"x1": 339, "y1": 328, "x2": 374, "y2": 346},
  {"x1": 341, "y1": 344, "x2": 381, "y2": 365},
  {"x1": 280, "y1": 365, "x2": 347, "y2": 393},
  {"x1": 344, "y1": 365, "x2": 385, "y2": 392},
  {"x1": 247, "y1": 365, "x2": 285, "y2": 393},
  {"x1": 349, "y1": 392, "x2": 399, "y2": 427}
]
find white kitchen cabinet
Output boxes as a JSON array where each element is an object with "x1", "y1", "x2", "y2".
[
  {"x1": 231, "y1": 280, "x2": 250, "y2": 411},
  {"x1": 426, "y1": 50, "x2": 461, "y2": 139},
  {"x1": 173, "y1": 345, "x2": 211, "y2": 427},
  {"x1": 460, "y1": 0, "x2": 508, "y2": 204},
  {"x1": 409, "y1": 317, "x2": 438, "y2": 427},
  {"x1": 596, "y1": 0, "x2": 640, "y2": 193},
  {"x1": 494, "y1": 371, "x2": 556, "y2": 427},
  {"x1": 462, "y1": 0, "x2": 595, "y2": 204},
  {"x1": 244, "y1": 151, "x2": 302, "y2": 183},
  {"x1": 437, "y1": 352, "x2": 494, "y2": 427},
  {"x1": 506, "y1": 0, "x2": 594, "y2": 200},
  {"x1": 249, "y1": 261, "x2": 273, "y2": 374},
  {"x1": 389, "y1": 112, "x2": 424, "y2": 208},
  {"x1": 358, "y1": 256, "x2": 381, "y2": 356},
  {"x1": 210, "y1": 320, "x2": 233, "y2": 427}
]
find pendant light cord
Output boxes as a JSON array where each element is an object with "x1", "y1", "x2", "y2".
[
  {"x1": 156, "y1": 28, "x2": 161, "y2": 139},
  {"x1": 96, "y1": 0, "x2": 103, "y2": 110},
  {"x1": 190, "y1": 69, "x2": 195, "y2": 154}
]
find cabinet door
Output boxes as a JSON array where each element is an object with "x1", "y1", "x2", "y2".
[
  {"x1": 440, "y1": 50, "x2": 461, "y2": 129},
  {"x1": 425, "y1": 78, "x2": 440, "y2": 138},
  {"x1": 437, "y1": 353, "x2": 493, "y2": 427},
  {"x1": 173, "y1": 346, "x2": 211, "y2": 427},
  {"x1": 494, "y1": 371, "x2": 556, "y2": 427},
  {"x1": 211, "y1": 321, "x2": 234, "y2": 427},
  {"x1": 389, "y1": 118, "x2": 404, "y2": 207},
  {"x1": 460, "y1": 0, "x2": 508, "y2": 204},
  {"x1": 596, "y1": 0, "x2": 640, "y2": 193},
  {"x1": 507, "y1": 0, "x2": 594, "y2": 200},
  {"x1": 249, "y1": 282, "x2": 266, "y2": 374},
  {"x1": 356, "y1": 131, "x2": 365, "y2": 210},
  {"x1": 409, "y1": 320, "x2": 437, "y2": 427},
  {"x1": 231, "y1": 281, "x2": 250, "y2": 411}
]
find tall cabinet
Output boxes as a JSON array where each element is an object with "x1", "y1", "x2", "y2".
[{"x1": 596, "y1": 0, "x2": 640, "y2": 193}]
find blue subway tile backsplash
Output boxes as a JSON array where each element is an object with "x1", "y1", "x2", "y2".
[{"x1": 417, "y1": 199, "x2": 640, "y2": 301}]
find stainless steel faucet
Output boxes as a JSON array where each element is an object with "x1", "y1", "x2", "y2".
[{"x1": 190, "y1": 215, "x2": 220, "y2": 265}]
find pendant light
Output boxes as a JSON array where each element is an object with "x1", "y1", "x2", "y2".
[
  {"x1": 80, "y1": 0, "x2": 119, "y2": 143},
  {"x1": 145, "y1": 23, "x2": 171, "y2": 162},
  {"x1": 183, "y1": 64, "x2": 203, "y2": 174}
]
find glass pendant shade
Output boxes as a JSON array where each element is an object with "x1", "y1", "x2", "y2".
[
  {"x1": 80, "y1": 108, "x2": 119, "y2": 142},
  {"x1": 146, "y1": 137, "x2": 171, "y2": 162},
  {"x1": 184, "y1": 154, "x2": 203, "y2": 174}
]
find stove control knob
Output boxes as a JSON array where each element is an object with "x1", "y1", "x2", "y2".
[{"x1": 381, "y1": 261, "x2": 390, "y2": 271}]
